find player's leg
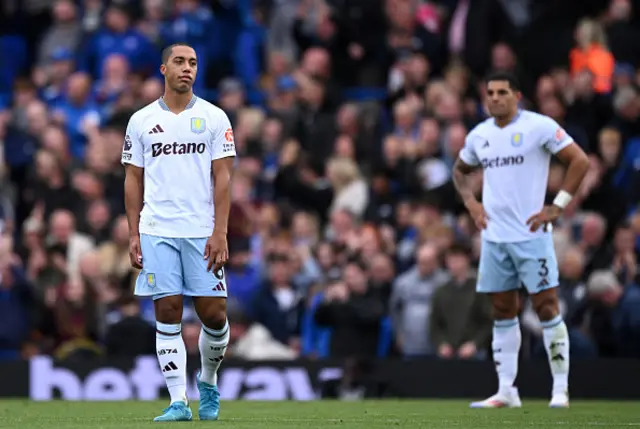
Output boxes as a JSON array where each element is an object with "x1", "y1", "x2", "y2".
[
  {"x1": 181, "y1": 237, "x2": 229, "y2": 421},
  {"x1": 470, "y1": 240, "x2": 523, "y2": 409},
  {"x1": 135, "y1": 234, "x2": 192, "y2": 421},
  {"x1": 511, "y1": 235, "x2": 569, "y2": 408}
]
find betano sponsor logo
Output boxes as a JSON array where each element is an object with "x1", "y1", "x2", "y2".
[
  {"x1": 151, "y1": 142, "x2": 206, "y2": 157},
  {"x1": 480, "y1": 155, "x2": 524, "y2": 169},
  {"x1": 28, "y1": 356, "x2": 341, "y2": 401}
]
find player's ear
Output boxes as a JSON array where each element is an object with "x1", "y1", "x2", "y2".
[{"x1": 160, "y1": 64, "x2": 166, "y2": 76}]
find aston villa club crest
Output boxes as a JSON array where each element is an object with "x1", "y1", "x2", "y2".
[{"x1": 191, "y1": 117, "x2": 205, "y2": 134}]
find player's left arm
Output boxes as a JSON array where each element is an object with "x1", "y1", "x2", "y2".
[
  {"x1": 527, "y1": 122, "x2": 589, "y2": 231},
  {"x1": 554, "y1": 143, "x2": 590, "y2": 198},
  {"x1": 205, "y1": 112, "x2": 236, "y2": 272}
]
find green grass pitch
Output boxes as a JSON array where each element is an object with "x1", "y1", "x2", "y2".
[{"x1": 0, "y1": 400, "x2": 638, "y2": 428}]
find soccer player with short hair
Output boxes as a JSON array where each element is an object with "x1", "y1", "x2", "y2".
[
  {"x1": 122, "y1": 43, "x2": 235, "y2": 422},
  {"x1": 453, "y1": 71, "x2": 589, "y2": 408}
]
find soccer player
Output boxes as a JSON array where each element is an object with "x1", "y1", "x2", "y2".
[
  {"x1": 453, "y1": 71, "x2": 589, "y2": 408},
  {"x1": 122, "y1": 43, "x2": 235, "y2": 421}
]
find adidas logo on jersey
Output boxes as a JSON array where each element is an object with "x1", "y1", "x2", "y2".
[{"x1": 149, "y1": 124, "x2": 164, "y2": 134}]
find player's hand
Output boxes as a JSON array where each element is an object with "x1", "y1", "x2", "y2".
[
  {"x1": 129, "y1": 236, "x2": 143, "y2": 269},
  {"x1": 466, "y1": 200, "x2": 489, "y2": 230},
  {"x1": 205, "y1": 231, "x2": 228, "y2": 272},
  {"x1": 526, "y1": 205, "x2": 562, "y2": 232}
]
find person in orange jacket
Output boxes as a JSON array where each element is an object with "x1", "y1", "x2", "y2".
[{"x1": 570, "y1": 19, "x2": 616, "y2": 94}]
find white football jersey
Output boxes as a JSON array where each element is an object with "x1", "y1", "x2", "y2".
[
  {"x1": 459, "y1": 110, "x2": 574, "y2": 243},
  {"x1": 121, "y1": 96, "x2": 236, "y2": 238}
]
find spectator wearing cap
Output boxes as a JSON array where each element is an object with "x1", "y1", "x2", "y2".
[
  {"x1": 430, "y1": 244, "x2": 491, "y2": 360},
  {"x1": 575, "y1": 270, "x2": 640, "y2": 357},
  {"x1": 267, "y1": 76, "x2": 298, "y2": 137},
  {"x1": 38, "y1": 48, "x2": 76, "y2": 107}
]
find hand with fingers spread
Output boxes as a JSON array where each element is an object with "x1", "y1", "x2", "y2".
[
  {"x1": 526, "y1": 205, "x2": 562, "y2": 232},
  {"x1": 466, "y1": 200, "x2": 489, "y2": 230},
  {"x1": 129, "y1": 235, "x2": 143, "y2": 269},
  {"x1": 204, "y1": 231, "x2": 228, "y2": 272}
]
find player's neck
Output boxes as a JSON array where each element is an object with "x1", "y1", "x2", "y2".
[
  {"x1": 494, "y1": 109, "x2": 520, "y2": 128},
  {"x1": 162, "y1": 90, "x2": 194, "y2": 114}
]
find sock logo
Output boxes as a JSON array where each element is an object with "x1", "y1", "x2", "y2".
[
  {"x1": 162, "y1": 361, "x2": 178, "y2": 372},
  {"x1": 213, "y1": 282, "x2": 226, "y2": 292},
  {"x1": 209, "y1": 356, "x2": 224, "y2": 363},
  {"x1": 550, "y1": 341, "x2": 565, "y2": 350},
  {"x1": 158, "y1": 349, "x2": 178, "y2": 356},
  {"x1": 551, "y1": 354, "x2": 565, "y2": 362}
]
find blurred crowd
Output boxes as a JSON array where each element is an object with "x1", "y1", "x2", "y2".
[{"x1": 0, "y1": 0, "x2": 640, "y2": 363}]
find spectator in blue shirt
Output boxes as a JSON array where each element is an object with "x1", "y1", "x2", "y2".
[
  {"x1": 80, "y1": 4, "x2": 157, "y2": 80},
  {"x1": 160, "y1": 0, "x2": 217, "y2": 84},
  {"x1": 0, "y1": 258, "x2": 36, "y2": 360},
  {"x1": 39, "y1": 48, "x2": 76, "y2": 108},
  {"x1": 52, "y1": 73, "x2": 101, "y2": 159}
]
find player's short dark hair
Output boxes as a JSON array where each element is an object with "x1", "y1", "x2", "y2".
[
  {"x1": 161, "y1": 43, "x2": 194, "y2": 64},
  {"x1": 486, "y1": 70, "x2": 521, "y2": 92}
]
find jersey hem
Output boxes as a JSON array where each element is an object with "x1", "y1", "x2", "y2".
[
  {"x1": 481, "y1": 232, "x2": 551, "y2": 243},
  {"x1": 139, "y1": 230, "x2": 213, "y2": 239}
]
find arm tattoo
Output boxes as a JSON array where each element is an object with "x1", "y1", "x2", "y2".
[{"x1": 452, "y1": 158, "x2": 477, "y2": 206}]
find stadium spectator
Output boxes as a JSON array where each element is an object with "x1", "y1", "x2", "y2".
[
  {"x1": 430, "y1": 244, "x2": 491, "y2": 360},
  {"x1": 390, "y1": 243, "x2": 449, "y2": 357},
  {"x1": 0, "y1": 0, "x2": 638, "y2": 365},
  {"x1": 314, "y1": 261, "x2": 385, "y2": 358}
]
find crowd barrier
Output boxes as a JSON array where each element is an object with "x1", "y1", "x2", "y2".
[{"x1": 5, "y1": 356, "x2": 638, "y2": 400}]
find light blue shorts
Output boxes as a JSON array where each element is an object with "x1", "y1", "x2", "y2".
[
  {"x1": 477, "y1": 234, "x2": 559, "y2": 295},
  {"x1": 135, "y1": 234, "x2": 228, "y2": 300}
]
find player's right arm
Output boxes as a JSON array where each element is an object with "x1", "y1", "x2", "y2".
[
  {"x1": 122, "y1": 117, "x2": 145, "y2": 269},
  {"x1": 453, "y1": 134, "x2": 488, "y2": 229}
]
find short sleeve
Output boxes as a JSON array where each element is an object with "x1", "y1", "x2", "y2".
[
  {"x1": 541, "y1": 117, "x2": 574, "y2": 154},
  {"x1": 459, "y1": 134, "x2": 480, "y2": 166},
  {"x1": 121, "y1": 116, "x2": 144, "y2": 167},
  {"x1": 211, "y1": 111, "x2": 237, "y2": 161}
]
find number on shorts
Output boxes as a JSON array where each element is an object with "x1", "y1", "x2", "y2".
[{"x1": 537, "y1": 258, "x2": 549, "y2": 277}]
